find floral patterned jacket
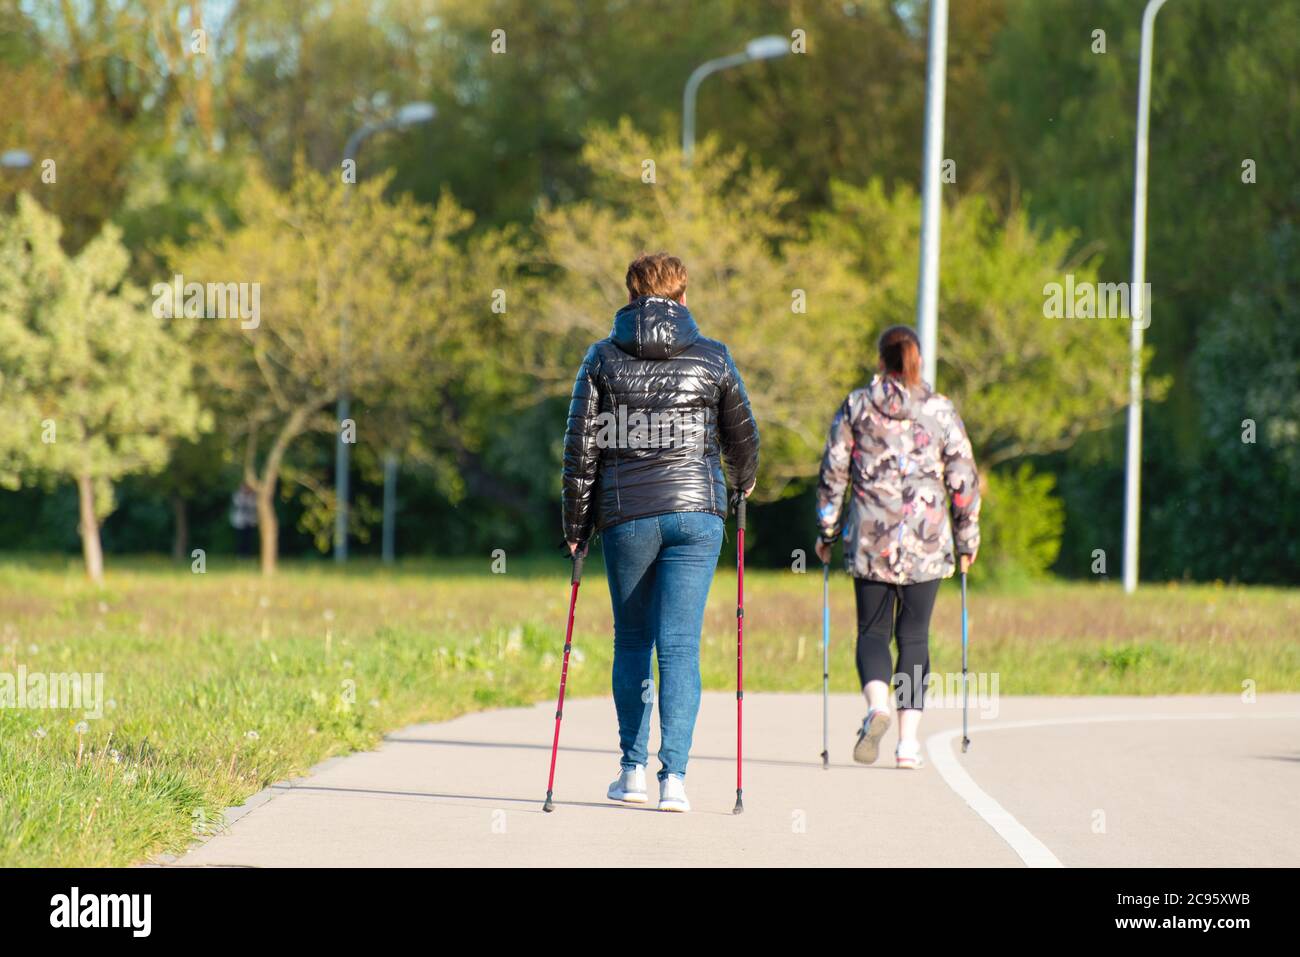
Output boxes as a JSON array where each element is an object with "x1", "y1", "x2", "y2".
[{"x1": 816, "y1": 374, "x2": 980, "y2": 584}]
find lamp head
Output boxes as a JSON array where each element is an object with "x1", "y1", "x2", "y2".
[
  {"x1": 395, "y1": 102, "x2": 436, "y2": 126},
  {"x1": 1, "y1": 150, "x2": 33, "y2": 170},
  {"x1": 745, "y1": 35, "x2": 789, "y2": 61}
]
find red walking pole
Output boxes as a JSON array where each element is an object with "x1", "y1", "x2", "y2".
[
  {"x1": 733, "y1": 496, "x2": 746, "y2": 815},
  {"x1": 542, "y1": 550, "x2": 585, "y2": 813}
]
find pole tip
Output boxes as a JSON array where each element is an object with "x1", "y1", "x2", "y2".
[
  {"x1": 543, "y1": 790, "x2": 555, "y2": 813},
  {"x1": 961, "y1": 738, "x2": 970, "y2": 753},
  {"x1": 732, "y1": 790, "x2": 744, "y2": 814},
  {"x1": 821, "y1": 750, "x2": 829, "y2": 769}
]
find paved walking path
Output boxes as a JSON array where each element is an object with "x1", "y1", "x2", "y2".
[{"x1": 174, "y1": 692, "x2": 1300, "y2": 867}]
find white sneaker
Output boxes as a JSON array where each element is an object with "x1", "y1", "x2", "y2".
[
  {"x1": 895, "y1": 739, "x2": 925, "y2": 770},
  {"x1": 658, "y1": 773, "x2": 691, "y2": 812},
  {"x1": 607, "y1": 766, "x2": 648, "y2": 803},
  {"x1": 853, "y1": 708, "x2": 892, "y2": 765}
]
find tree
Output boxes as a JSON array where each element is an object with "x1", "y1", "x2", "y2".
[
  {"x1": 979, "y1": 0, "x2": 1299, "y2": 579},
  {"x1": 175, "y1": 164, "x2": 511, "y2": 573},
  {"x1": 815, "y1": 179, "x2": 1144, "y2": 468},
  {"x1": 1153, "y1": 225, "x2": 1300, "y2": 582},
  {"x1": 535, "y1": 121, "x2": 1140, "y2": 498},
  {"x1": 991, "y1": 0, "x2": 1299, "y2": 461},
  {"x1": 0, "y1": 195, "x2": 205, "y2": 583},
  {"x1": 402, "y1": 0, "x2": 756, "y2": 226},
  {"x1": 533, "y1": 122, "x2": 869, "y2": 499},
  {"x1": 723, "y1": 0, "x2": 1014, "y2": 212},
  {"x1": 0, "y1": 64, "x2": 132, "y2": 251}
]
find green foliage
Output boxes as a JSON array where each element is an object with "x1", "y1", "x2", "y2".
[
  {"x1": 0, "y1": 64, "x2": 133, "y2": 250},
  {"x1": 994, "y1": 0, "x2": 1298, "y2": 373},
  {"x1": 404, "y1": 0, "x2": 771, "y2": 225},
  {"x1": 173, "y1": 162, "x2": 523, "y2": 569},
  {"x1": 0, "y1": 195, "x2": 204, "y2": 505},
  {"x1": 222, "y1": 1, "x2": 437, "y2": 180},
  {"x1": 1, "y1": 559, "x2": 1297, "y2": 864},
  {"x1": 1090, "y1": 643, "x2": 1176, "y2": 676},
  {"x1": 114, "y1": 146, "x2": 246, "y2": 282},
  {"x1": 1148, "y1": 225, "x2": 1300, "y2": 583},
  {"x1": 992, "y1": 0, "x2": 1300, "y2": 581},
  {"x1": 535, "y1": 122, "x2": 869, "y2": 499},
  {"x1": 817, "y1": 180, "x2": 1139, "y2": 468},
  {"x1": 1194, "y1": 226, "x2": 1300, "y2": 474},
  {"x1": 0, "y1": 0, "x2": 1294, "y2": 582},
  {"x1": 977, "y1": 464, "x2": 1065, "y2": 582}
]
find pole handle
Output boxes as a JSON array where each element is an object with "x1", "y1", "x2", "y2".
[
  {"x1": 736, "y1": 495, "x2": 746, "y2": 532},
  {"x1": 571, "y1": 551, "x2": 585, "y2": 584}
]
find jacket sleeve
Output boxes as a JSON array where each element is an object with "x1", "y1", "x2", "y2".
[
  {"x1": 561, "y1": 345, "x2": 602, "y2": 544},
  {"x1": 941, "y1": 401, "x2": 981, "y2": 556},
  {"x1": 717, "y1": 348, "x2": 760, "y2": 494},
  {"x1": 815, "y1": 395, "x2": 855, "y2": 544}
]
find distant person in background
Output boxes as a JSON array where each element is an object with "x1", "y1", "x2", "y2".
[
  {"x1": 562, "y1": 252, "x2": 759, "y2": 812},
  {"x1": 814, "y1": 324, "x2": 980, "y2": 770},
  {"x1": 231, "y1": 482, "x2": 258, "y2": 557}
]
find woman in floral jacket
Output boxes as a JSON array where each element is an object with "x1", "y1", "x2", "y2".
[{"x1": 814, "y1": 325, "x2": 980, "y2": 769}]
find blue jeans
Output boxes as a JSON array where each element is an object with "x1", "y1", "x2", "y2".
[{"x1": 602, "y1": 511, "x2": 724, "y2": 779}]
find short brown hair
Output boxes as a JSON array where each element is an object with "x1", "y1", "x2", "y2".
[{"x1": 626, "y1": 253, "x2": 688, "y2": 302}]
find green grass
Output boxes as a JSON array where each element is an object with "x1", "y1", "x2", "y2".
[{"x1": 1, "y1": 554, "x2": 1297, "y2": 866}]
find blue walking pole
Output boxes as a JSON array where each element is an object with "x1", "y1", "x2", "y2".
[
  {"x1": 821, "y1": 561, "x2": 831, "y2": 769},
  {"x1": 961, "y1": 569, "x2": 971, "y2": 753}
]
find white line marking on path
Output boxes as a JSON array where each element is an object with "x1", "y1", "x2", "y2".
[{"x1": 926, "y1": 710, "x2": 1300, "y2": 869}]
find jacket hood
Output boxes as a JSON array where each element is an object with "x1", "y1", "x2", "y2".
[
  {"x1": 867, "y1": 372, "x2": 931, "y2": 420},
  {"x1": 610, "y1": 297, "x2": 700, "y2": 360}
]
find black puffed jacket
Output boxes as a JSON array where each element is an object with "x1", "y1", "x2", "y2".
[{"x1": 562, "y1": 296, "x2": 760, "y2": 545}]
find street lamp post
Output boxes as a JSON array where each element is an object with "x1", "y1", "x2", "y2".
[
  {"x1": 1123, "y1": 0, "x2": 1170, "y2": 594},
  {"x1": 682, "y1": 35, "x2": 790, "y2": 167},
  {"x1": 335, "y1": 102, "x2": 436, "y2": 565},
  {"x1": 915, "y1": 0, "x2": 948, "y2": 387}
]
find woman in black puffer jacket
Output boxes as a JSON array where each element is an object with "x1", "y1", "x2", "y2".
[{"x1": 562, "y1": 253, "x2": 759, "y2": 812}]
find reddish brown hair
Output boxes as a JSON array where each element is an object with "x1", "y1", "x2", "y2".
[
  {"x1": 878, "y1": 325, "x2": 922, "y2": 387},
  {"x1": 626, "y1": 253, "x2": 688, "y2": 302}
]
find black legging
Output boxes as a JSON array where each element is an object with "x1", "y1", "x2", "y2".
[{"x1": 853, "y1": 577, "x2": 941, "y2": 711}]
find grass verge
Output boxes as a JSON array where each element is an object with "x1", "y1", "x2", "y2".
[{"x1": 1, "y1": 555, "x2": 1295, "y2": 865}]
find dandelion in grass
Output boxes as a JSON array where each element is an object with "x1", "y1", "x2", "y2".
[
  {"x1": 33, "y1": 726, "x2": 47, "y2": 739},
  {"x1": 245, "y1": 730, "x2": 260, "y2": 741}
]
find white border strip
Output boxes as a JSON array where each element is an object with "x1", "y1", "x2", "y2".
[
  {"x1": 926, "y1": 725, "x2": 1064, "y2": 867},
  {"x1": 926, "y1": 710, "x2": 1300, "y2": 869}
]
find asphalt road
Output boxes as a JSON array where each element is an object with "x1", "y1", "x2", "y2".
[{"x1": 174, "y1": 692, "x2": 1300, "y2": 867}]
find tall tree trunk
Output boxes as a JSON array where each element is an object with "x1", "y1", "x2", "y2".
[
  {"x1": 171, "y1": 494, "x2": 189, "y2": 562},
  {"x1": 77, "y1": 474, "x2": 104, "y2": 585},
  {"x1": 256, "y1": 483, "x2": 278, "y2": 576},
  {"x1": 189, "y1": 1, "x2": 216, "y2": 148},
  {"x1": 251, "y1": 404, "x2": 313, "y2": 577},
  {"x1": 381, "y1": 451, "x2": 398, "y2": 564}
]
